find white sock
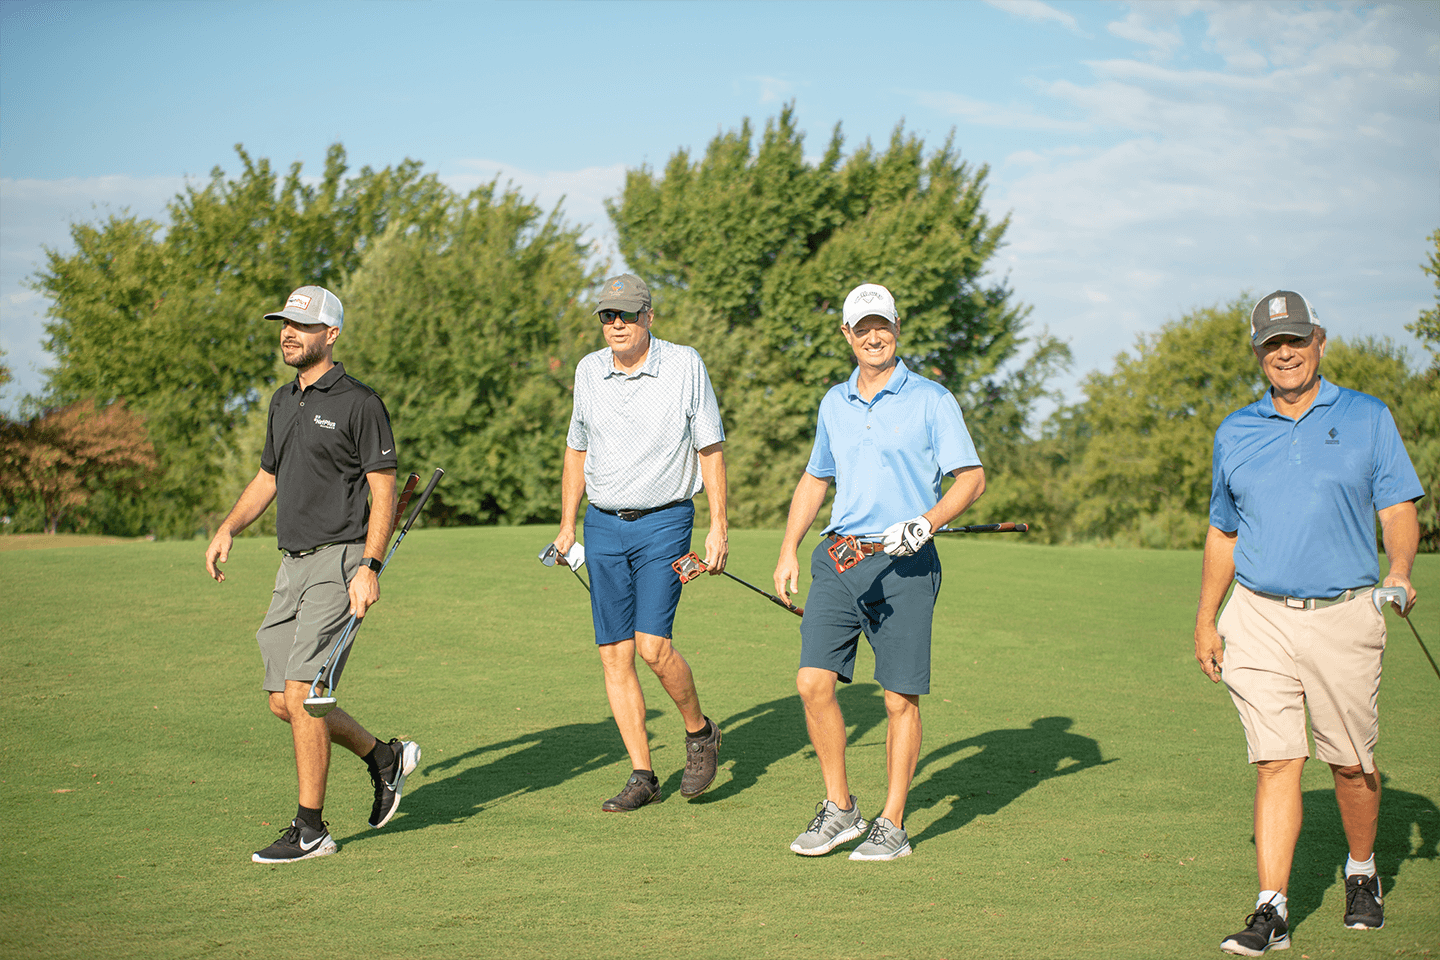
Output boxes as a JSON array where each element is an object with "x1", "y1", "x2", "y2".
[
  {"x1": 1257, "y1": 890, "x2": 1288, "y2": 921},
  {"x1": 1346, "y1": 854, "x2": 1376, "y2": 878}
]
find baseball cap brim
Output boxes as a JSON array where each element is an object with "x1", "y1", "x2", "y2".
[
  {"x1": 1254, "y1": 322, "x2": 1316, "y2": 345},
  {"x1": 264, "y1": 308, "x2": 339, "y2": 326},
  {"x1": 593, "y1": 297, "x2": 648, "y2": 314}
]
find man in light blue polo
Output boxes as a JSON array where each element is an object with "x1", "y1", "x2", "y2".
[
  {"x1": 772, "y1": 282, "x2": 986, "y2": 860},
  {"x1": 550, "y1": 274, "x2": 728, "y2": 813},
  {"x1": 1194, "y1": 290, "x2": 1422, "y2": 956}
]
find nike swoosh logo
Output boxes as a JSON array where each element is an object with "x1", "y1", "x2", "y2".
[
  {"x1": 381, "y1": 448, "x2": 392, "y2": 455},
  {"x1": 299, "y1": 834, "x2": 326, "y2": 851}
]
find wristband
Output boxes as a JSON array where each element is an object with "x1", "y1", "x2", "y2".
[{"x1": 359, "y1": 557, "x2": 383, "y2": 573}]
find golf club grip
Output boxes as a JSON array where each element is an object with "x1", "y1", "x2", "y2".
[
  {"x1": 936, "y1": 522, "x2": 1029, "y2": 534},
  {"x1": 398, "y1": 468, "x2": 445, "y2": 537},
  {"x1": 723, "y1": 570, "x2": 804, "y2": 617},
  {"x1": 392, "y1": 473, "x2": 421, "y2": 531}
]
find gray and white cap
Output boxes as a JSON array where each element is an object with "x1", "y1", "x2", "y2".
[
  {"x1": 1249, "y1": 290, "x2": 1317, "y2": 346},
  {"x1": 265, "y1": 285, "x2": 344, "y2": 333}
]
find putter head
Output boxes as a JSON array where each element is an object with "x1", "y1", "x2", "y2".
[
  {"x1": 303, "y1": 695, "x2": 337, "y2": 718},
  {"x1": 1373, "y1": 586, "x2": 1407, "y2": 613}
]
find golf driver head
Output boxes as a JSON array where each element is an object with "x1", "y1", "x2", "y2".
[{"x1": 303, "y1": 696, "x2": 337, "y2": 718}]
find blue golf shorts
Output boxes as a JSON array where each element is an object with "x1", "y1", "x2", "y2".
[
  {"x1": 583, "y1": 500, "x2": 696, "y2": 645},
  {"x1": 799, "y1": 538, "x2": 942, "y2": 695}
]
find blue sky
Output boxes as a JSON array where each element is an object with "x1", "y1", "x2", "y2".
[{"x1": 2, "y1": 0, "x2": 1437, "y2": 414}]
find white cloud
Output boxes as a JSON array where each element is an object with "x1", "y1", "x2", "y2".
[
  {"x1": 973, "y1": 1, "x2": 1440, "y2": 399},
  {"x1": 909, "y1": 89, "x2": 1090, "y2": 132},
  {"x1": 984, "y1": 0, "x2": 1082, "y2": 33},
  {"x1": 753, "y1": 75, "x2": 796, "y2": 104}
]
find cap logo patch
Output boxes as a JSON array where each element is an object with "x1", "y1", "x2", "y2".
[
  {"x1": 608, "y1": 279, "x2": 625, "y2": 295},
  {"x1": 287, "y1": 294, "x2": 313, "y2": 311},
  {"x1": 856, "y1": 290, "x2": 884, "y2": 304},
  {"x1": 1268, "y1": 296, "x2": 1288, "y2": 320}
]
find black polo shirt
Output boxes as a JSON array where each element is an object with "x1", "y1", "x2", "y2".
[{"x1": 261, "y1": 362, "x2": 398, "y2": 553}]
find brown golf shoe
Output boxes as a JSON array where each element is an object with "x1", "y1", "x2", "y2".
[
  {"x1": 602, "y1": 771, "x2": 661, "y2": 812},
  {"x1": 680, "y1": 717, "x2": 722, "y2": 798}
]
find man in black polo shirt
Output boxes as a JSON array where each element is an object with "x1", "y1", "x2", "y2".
[{"x1": 205, "y1": 285, "x2": 419, "y2": 863}]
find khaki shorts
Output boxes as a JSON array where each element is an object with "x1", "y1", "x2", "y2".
[
  {"x1": 255, "y1": 543, "x2": 362, "y2": 693},
  {"x1": 1219, "y1": 584, "x2": 1387, "y2": 772}
]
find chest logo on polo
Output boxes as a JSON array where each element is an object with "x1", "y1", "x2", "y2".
[
  {"x1": 1326, "y1": 427, "x2": 1340, "y2": 445},
  {"x1": 313, "y1": 414, "x2": 338, "y2": 430}
]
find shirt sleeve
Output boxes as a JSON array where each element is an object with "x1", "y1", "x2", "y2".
[
  {"x1": 1208, "y1": 432, "x2": 1239, "y2": 533},
  {"x1": 931, "y1": 390, "x2": 982, "y2": 474},
  {"x1": 805, "y1": 392, "x2": 837, "y2": 479},
  {"x1": 356, "y1": 393, "x2": 398, "y2": 474},
  {"x1": 1370, "y1": 405, "x2": 1425, "y2": 511},
  {"x1": 690, "y1": 355, "x2": 726, "y2": 450}
]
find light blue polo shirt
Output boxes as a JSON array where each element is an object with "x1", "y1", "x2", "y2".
[
  {"x1": 806, "y1": 359, "x2": 982, "y2": 538},
  {"x1": 1209, "y1": 377, "x2": 1423, "y2": 598}
]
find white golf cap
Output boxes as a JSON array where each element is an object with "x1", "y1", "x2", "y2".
[
  {"x1": 842, "y1": 283, "x2": 898, "y2": 328},
  {"x1": 265, "y1": 285, "x2": 344, "y2": 333}
]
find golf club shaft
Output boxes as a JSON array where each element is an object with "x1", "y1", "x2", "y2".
[
  {"x1": 721, "y1": 570, "x2": 804, "y2": 617},
  {"x1": 311, "y1": 467, "x2": 444, "y2": 697},
  {"x1": 571, "y1": 565, "x2": 591, "y2": 593},
  {"x1": 934, "y1": 522, "x2": 1029, "y2": 534},
  {"x1": 1401, "y1": 616, "x2": 1440, "y2": 680}
]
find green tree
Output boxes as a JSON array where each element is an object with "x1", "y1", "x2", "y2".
[
  {"x1": 35, "y1": 145, "x2": 447, "y2": 536},
  {"x1": 1065, "y1": 299, "x2": 1266, "y2": 548},
  {"x1": 340, "y1": 182, "x2": 603, "y2": 525},
  {"x1": 1398, "y1": 228, "x2": 1440, "y2": 550},
  {"x1": 607, "y1": 105, "x2": 1049, "y2": 526}
]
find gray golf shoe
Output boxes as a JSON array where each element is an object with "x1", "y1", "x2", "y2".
[
  {"x1": 790, "y1": 796, "x2": 868, "y2": 856},
  {"x1": 849, "y1": 816, "x2": 911, "y2": 860}
]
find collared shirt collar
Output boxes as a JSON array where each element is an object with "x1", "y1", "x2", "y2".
[
  {"x1": 289, "y1": 361, "x2": 346, "y2": 394},
  {"x1": 1257, "y1": 375, "x2": 1339, "y2": 420},
  {"x1": 603, "y1": 335, "x2": 663, "y2": 379},
  {"x1": 845, "y1": 358, "x2": 910, "y2": 402}
]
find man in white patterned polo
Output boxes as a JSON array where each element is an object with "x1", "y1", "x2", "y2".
[{"x1": 549, "y1": 273, "x2": 728, "y2": 811}]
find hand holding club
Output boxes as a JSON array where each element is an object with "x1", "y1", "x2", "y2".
[{"x1": 882, "y1": 516, "x2": 933, "y2": 557}]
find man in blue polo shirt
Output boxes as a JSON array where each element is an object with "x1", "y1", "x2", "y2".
[
  {"x1": 1194, "y1": 290, "x2": 1422, "y2": 955},
  {"x1": 549, "y1": 274, "x2": 727, "y2": 813},
  {"x1": 772, "y1": 282, "x2": 986, "y2": 861},
  {"x1": 206, "y1": 285, "x2": 419, "y2": 864}
]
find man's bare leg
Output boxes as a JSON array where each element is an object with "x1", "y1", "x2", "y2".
[
  {"x1": 1254, "y1": 757, "x2": 1306, "y2": 893},
  {"x1": 599, "y1": 639, "x2": 651, "y2": 771},
  {"x1": 797, "y1": 667, "x2": 851, "y2": 807},
  {"x1": 635, "y1": 631, "x2": 705, "y2": 732},
  {"x1": 879, "y1": 690, "x2": 921, "y2": 826}
]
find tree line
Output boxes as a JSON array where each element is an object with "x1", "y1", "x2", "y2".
[{"x1": 2, "y1": 108, "x2": 1435, "y2": 550}]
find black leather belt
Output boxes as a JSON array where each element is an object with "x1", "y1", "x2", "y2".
[
  {"x1": 281, "y1": 538, "x2": 365, "y2": 559},
  {"x1": 593, "y1": 499, "x2": 688, "y2": 522}
]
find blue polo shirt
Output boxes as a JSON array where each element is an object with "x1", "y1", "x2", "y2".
[
  {"x1": 1209, "y1": 377, "x2": 1423, "y2": 598},
  {"x1": 806, "y1": 360, "x2": 981, "y2": 538}
]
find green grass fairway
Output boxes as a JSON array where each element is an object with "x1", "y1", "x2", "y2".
[{"x1": 2, "y1": 529, "x2": 1436, "y2": 959}]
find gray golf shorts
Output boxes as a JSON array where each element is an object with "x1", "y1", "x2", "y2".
[
  {"x1": 255, "y1": 542, "x2": 363, "y2": 693},
  {"x1": 799, "y1": 538, "x2": 941, "y2": 695}
]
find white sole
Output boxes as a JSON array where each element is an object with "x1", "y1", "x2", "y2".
[
  {"x1": 252, "y1": 838, "x2": 338, "y2": 863},
  {"x1": 790, "y1": 821, "x2": 867, "y2": 856}
]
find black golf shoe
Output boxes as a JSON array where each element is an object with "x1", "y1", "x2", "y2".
[
  {"x1": 1343, "y1": 873, "x2": 1384, "y2": 929},
  {"x1": 369, "y1": 738, "x2": 422, "y2": 829},
  {"x1": 1220, "y1": 901, "x2": 1289, "y2": 956},
  {"x1": 602, "y1": 771, "x2": 661, "y2": 812},
  {"x1": 680, "y1": 716, "x2": 722, "y2": 798},
  {"x1": 252, "y1": 818, "x2": 337, "y2": 863}
]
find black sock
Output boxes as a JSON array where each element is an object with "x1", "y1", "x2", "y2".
[
  {"x1": 686, "y1": 719, "x2": 713, "y2": 740},
  {"x1": 296, "y1": 804, "x2": 324, "y2": 831},
  {"x1": 632, "y1": 769, "x2": 657, "y2": 784},
  {"x1": 364, "y1": 739, "x2": 394, "y2": 774}
]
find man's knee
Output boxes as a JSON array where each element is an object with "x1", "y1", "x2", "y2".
[
  {"x1": 267, "y1": 691, "x2": 289, "y2": 722},
  {"x1": 883, "y1": 689, "x2": 921, "y2": 719},
  {"x1": 634, "y1": 632, "x2": 676, "y2": 670},
  {"x1": 796, "y1": 668, "x2": 837, "y2": 704}
]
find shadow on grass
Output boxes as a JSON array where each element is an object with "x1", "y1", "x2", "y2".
[
  {"x1": 1286, "y1": 775, "x2": 1440, "y2": 930},
  {"x1": 681, "y1": 682, "x2": 888, "y2": 804},
  {"x1": 908, "y1": 716, "x2": 1115, "y2": 843},
  {"x1": 336, "y1": 711, "x2": 659, "y2": 843}
]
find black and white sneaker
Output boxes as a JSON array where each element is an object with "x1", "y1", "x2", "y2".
[
  {"x1": 1343, "y1": 873, "x2": 1384, "y2": 929},
  {"x1": 369, "y1": 738, "x2": 422, "y2": 829},
  {"x1": 252, "y1": 819, "x2": 337, "y2": 863},
  {"x1": 1220, "y1": 902, "x2": 1290, "y2": 956}
]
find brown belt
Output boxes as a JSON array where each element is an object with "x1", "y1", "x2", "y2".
[{"x1": 827, "y1": 535, "x2": 885, "y2": 555}]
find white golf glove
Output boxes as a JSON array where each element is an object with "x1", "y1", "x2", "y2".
[{"x1": 882, "y1": 516, "x2": 933, "y2": 557}]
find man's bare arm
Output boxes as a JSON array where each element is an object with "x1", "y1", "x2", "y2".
[{"x1": 205, "y1": 469, "x2": 278, "y2": 582}]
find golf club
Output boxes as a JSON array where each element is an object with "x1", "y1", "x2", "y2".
[
  {"x1": 672, "y1": 551, "x2": 804, "y2": 617},
  {"x1": 539, "y1": 542, "x2": 591, "y2": 594},
  {"x1": 1374, "y1": 586, "x2": 1439, "y2": 680},
  {"x1": 934, "y1": 522, "x2": 1030, "y2": 534},
  {"x1": 303, "y1": 467, "x2": 445, "y2": 718}
]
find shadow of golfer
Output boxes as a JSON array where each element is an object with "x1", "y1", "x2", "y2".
[
  {"x1": 336, "y1": 711, "x2": 658, "y2": 842},
  {"x1": 908, "y1": 716, "x2": 1114, "y2": 843},
  {"x1": 1284, "y1": 775, "x2": 1440, "y2": 929},
  {"x1": 682, "y1": 682, "x2": 888, "y2": 804}
]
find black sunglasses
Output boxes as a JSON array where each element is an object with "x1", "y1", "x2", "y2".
[{"x1": 598, "y1": 309, "x2": 646, "y2": 325}]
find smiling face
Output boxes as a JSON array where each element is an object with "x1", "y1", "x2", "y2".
[
  {"x1": 842, "y1": 316, "x2": 899, "y2": 374},
  {"x1": 280, "y1": 318, "x2": 337, "y2": 370},
  {"x1": 1254, "y1": 329, "x2": 1325, "y2": 398}
]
